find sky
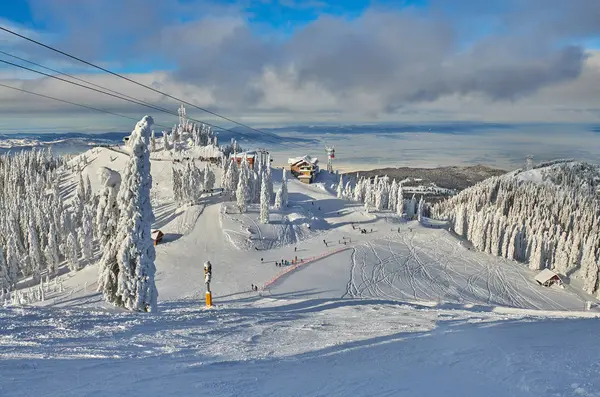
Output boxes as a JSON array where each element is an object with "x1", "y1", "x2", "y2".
[{"x1": 0, "y1": 0, "x2": 600, "y2": 132}]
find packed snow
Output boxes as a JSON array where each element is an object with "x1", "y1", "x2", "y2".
[{"x1": 2, "y1": 116, "x2": 600, "y2": 396}]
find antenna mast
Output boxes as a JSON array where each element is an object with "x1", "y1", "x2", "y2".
[{"x1": 325, "y1": 146, "x2": 335, "y2": 173}]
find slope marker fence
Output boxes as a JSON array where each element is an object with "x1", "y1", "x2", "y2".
[{"x1": 261, "y1": 246, "x2": 353, "y2": 291}]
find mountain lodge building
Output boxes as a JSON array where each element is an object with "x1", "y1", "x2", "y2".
[{"x1": 288, "y1": 155, "x2": 319, "y2": 184}]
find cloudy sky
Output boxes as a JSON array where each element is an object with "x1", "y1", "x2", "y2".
[{"x1": 0, "y1": 0, "x2": 599, "y2": 132}]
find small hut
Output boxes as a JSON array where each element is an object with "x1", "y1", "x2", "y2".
[
  {"x1": 151, "y1": 229, "x2": 164, "y2": 246},
  {"x1": 534, "y1": 269, "x2": 561, "y2": 287}
]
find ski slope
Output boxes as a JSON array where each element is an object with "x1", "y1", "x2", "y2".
[
  {"x1": 270, "y1": 227, "x2": 591, "y2": 310},
  {"x1": 2, "y1": 298, "x2": 600, "y2": 397},
  {"x1": 3, "y1": 146, "x2": 600, "y2": 396}
]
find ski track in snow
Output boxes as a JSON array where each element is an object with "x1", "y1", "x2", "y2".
[
  {"x1": 3, "y1": 147, "x2": 600, "y2": 396},
  {"x1": 285, "y1": 227, "x2": 591, "y2": 311}
]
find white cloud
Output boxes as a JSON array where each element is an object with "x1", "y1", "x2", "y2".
[{"x1": 1, "y1": 1, "x2": 600, "y2": 130}]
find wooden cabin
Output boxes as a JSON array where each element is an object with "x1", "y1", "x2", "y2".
[
  {"x1": 231, "y1": 152, "x2": 256, "y2": 168},
  {"x1": 534, "y1": 269, "x2": 562, "y2": 287},
  {"x1": 288, "y1": 155, "x2": 319, "y2": 184}
]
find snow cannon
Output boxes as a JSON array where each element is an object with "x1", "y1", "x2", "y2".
[{"x1": 204, "y1": 261, "x2": 213, "y2": 307}]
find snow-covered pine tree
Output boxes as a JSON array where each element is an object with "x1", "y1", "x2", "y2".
[
  {"x1": 96, "y1": 167, "x2": 121, "y2": 252},
  {"x1": 204, "y1": 163, "x2": 215, "y2": 192},
  {"x1": 72, "y1": 173, "x2": 86, "y2": 227},
  {"x1": 114, "y1": 116, "x2": 158, "y2": 312},
  {"x1": 6, "y1": 236, "x2": 19, "y2": 290},
  {"x1": 280, "y1": 169, "x2": 288, "y2": 208},
  {"x1": 531, "y1": 232, "x2": 547, "y2": 270},
  {"x1": 150, "y1": 130, "x2": 156, "y2": 152},
  {"x1": 337, "y1": 174, "x2": 344, "y2": 199},
  {"x1": 251, "y1": 171, "x2": 260, "y2": 203},
  {"x1": 80, "y1": 205, "x2": 94, "y2": 262},
  {"x1": 172, "y1": 167, "x2": 182, "y2": 203},
  {"x1": 396, "y1": 185, "x2": 404, "y2": 216},
  {"x1": 380, "y1": 178, "x2": 390, "y2": 210},
  {"x1": 344, "y1": 181, "x2": 352, "y2": 199},
  {"x1": 417, "y1": 196, "x2": 424, "y2": 222},
  {"x1": 163, "y1": 131, "x2": 171, "y2": 151},
  {"x1": 27, "y1": 221, "x2": 42, "y2": 283},
  {"x1": 224, "y1": 159, "x2": 239, "y2": 198},
  {"x1": 364, "y1": 179, "x2": 372, "y2": 212},
  {"x1": 581, "y1": 236, "x2": 599, "y2": 293},
  {"x1": 406, "y1": 195, "x2": 417, "y2": 218},
  {"x1": 85, "y1": 174, "x2": 93, "y2": 203},
  {"x1": 389, "y1": 179, "x2": 398, "y2": 213},
  {"x1": 260, "y1": 172, "x2": 270, "y2": 224},
  {"x1": 172, "y1": 125, "x2": 179, "y2": 144},
  {"x1": 266, "y1": 160, "x2": 273, "y2": 204},
  {"x1": 240, "y1": 156, "x2": 252, "y2": 202},
  {"x1": 236, "y1": 168, "x2": 247, "y2": 213},
  {"x1": 274, "y1": 186, "x2": 283, "y2": 210},
  {"x1": 45, "y1": 223, "x2": 60, "y2": 277},
  {"x1": 353, "y1": 178, "x2": 364, "y2": 202},
  {"x1": 0, "y1": 247, "x2": 9, "y2": 293},
  {"x1": 374, "y1": 183, "x2": 384, "y2": 211},
  {"x1": 66, "y1": 230, "x2": 80, "y2": 272}
]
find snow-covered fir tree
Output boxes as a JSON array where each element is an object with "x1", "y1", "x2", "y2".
[
  {"x1": 96, "y1": 167, "x2": 121, "y2": 254},
  {"x1": 45, "y1": 223, "x2": 60, "y2": 277},
  {"x1": 72, "y1": 172, "x2": 86, "y2": 227},
  {"x1": 266, "y1": 160, "x2": 273, "y2": 204},
  {"x1": 260, "y1": 172, "x2": 270, "y2": 224},
  {"x1": 364, "y1": 179, "x2": 372, "y2": 212},
  {"x1": 396, "y1": 185, "x2": 404, "y2": 216},
  {"x1": 344, "y1": 181, "x2": 352, "y2": 199},
  {"x1": 204, "y1": 163, "x2": 215, "y2": 192},
  {"x1": 80, "y1": 205, "x2": 94, "y2": 262},
  {"x1": 250, "y1": 170, "x2": 260, "y2": 203},
  {"x1": 337, "y1": 175, "x2": 344, "y2": 199},
  {"x1": 275, "y1": 169, "x2": 288, "y2": 209},
  {"x1": 163, "y1": 131, "x2": 171, "y2": 151},
  {"x1": 374, "y1": 182, "x2": 384, "y2": 211},
  {"x1": 417, "y1": 196, "x2": 424, "y2": 222},
  {"x1": 27, "y1": 221, "x2": 42, "y2": 283},
  {"x1": 236, "y1": 168, "x2": 248, "y2": 213},
  {"x1": 113, "y1": 115, "x2": 158, "y2": 312},
  {"x1": 5, "y1": 236, "x2": 19, "y2": 290},
  {"x1": 0, "y1": 247, "x2": 9, "y2": 292},
  {"x1": 389, "y1": 179, "x2": 398, "y2": 213},
  {"x1": 432, "y1": 161, "x2": 600, "y2": 296},
  {"x1": 85, "y1": 174, "x2": 93, "y2": 203},
  {"x1": 353, "y1": 177, "x2": 364, "y2": 202},
  {"x1": 150, "y1": 130, "x2": 156, "y2": 152},
  {"x1": 224, "y1": 159, "x2": 239, "y2": 198},
  {"x1": 66, "y1": 230, "x2": 80, "y2": 272}
]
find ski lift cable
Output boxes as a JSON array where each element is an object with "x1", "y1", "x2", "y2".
[
  {"x1": 0, "y1": 82, "x2": 173, "y2": 130},
  {"x1": 0, "y1": 25, "x2": 284, "y2": 141},
  {"x1": 0, "y1": 57, "x2": 268, "y2": 142}
]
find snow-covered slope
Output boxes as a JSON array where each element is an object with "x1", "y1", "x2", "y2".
[
  {"x1": 3, "y1": 150, "x2": 600, "y2": 396},
  {"x1": 3, "y1": 298, "x2": 600, "y2": 397},
  {"x1": 434, "y1": 160, "x2": 600, "y2": 298}
]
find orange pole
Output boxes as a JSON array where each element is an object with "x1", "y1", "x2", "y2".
[{"x1": 205, "y1": 291, "x2": 212, "y2": 307}]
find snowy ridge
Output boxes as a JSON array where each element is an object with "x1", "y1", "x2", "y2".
[
  {"x1": 0, "y1": 132, "x2": 127, "y2": 150},
  {"x1": 434, "y1": 160, "x2": 600, "y2": 299}
]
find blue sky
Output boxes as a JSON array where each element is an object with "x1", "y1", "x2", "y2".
[
  {"x1": 1, "y1": 0, "x2": 430, "y2": 74},
  {"x1": 0, "y1": 0, "x2": 599, "y2": 130}
]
